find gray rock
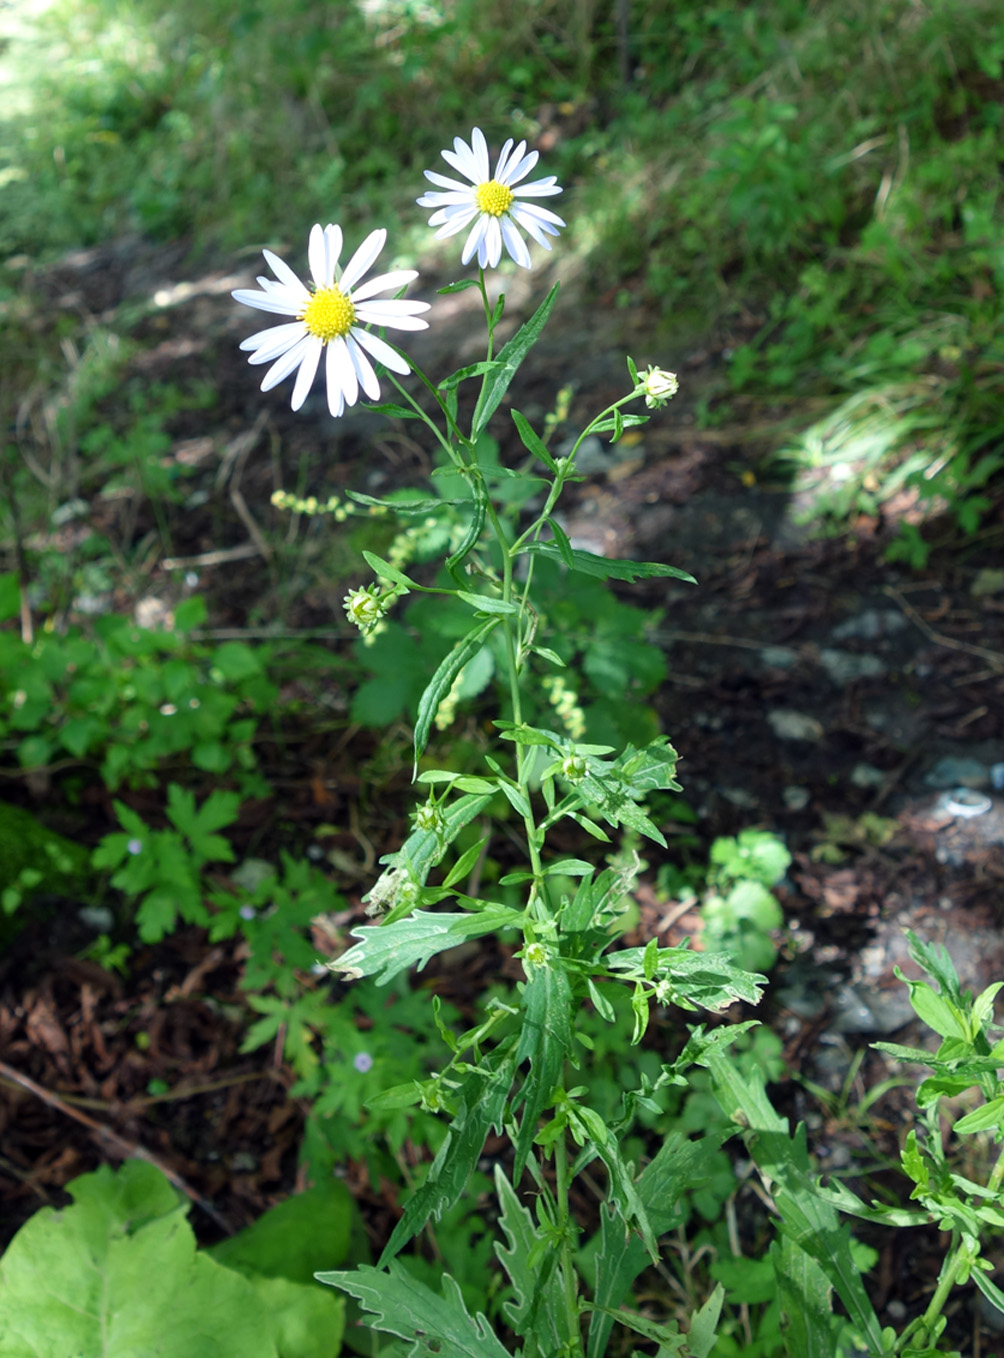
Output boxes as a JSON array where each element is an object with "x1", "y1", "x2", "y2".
[
  {"x1": 850, "y1": 763, "x2": 887, "y2": 789},
  {"x1": 924, "y1": 756, "x2": 989, "y2": 789},
  {"x1": 831, "y1": 608, "x2": 910, "y2": 641},
  {"x1": 783, "y1": 785, "x2": 810, "y2": 810},
  {"x1": 759, "y1": 645, "x2": 799, "y2": 670},
  {"x1": 818, "y1": 647, "x2": 886, "y2": 685},
  {"x1": 768, "y1": 710, "x2": 824, "y2": 742}
]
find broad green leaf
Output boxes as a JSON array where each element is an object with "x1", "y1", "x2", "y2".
[
  {"x1": 317, "y1": 1261, "x2": 510, "y2": 1358},
  {"x1": 524, "y1": 541, "x2": 696, "y2": 584},
  {"x1": 379, "y1": 1051, "x2": 517, "y2": 1264},
  {"x1": 586, "y1": 1133, "x2": 735, "y2": 1358},
  {"x1": 513, "y1": 963, "x2": 573, "y2": 1181},
  {"x1": 207, "y1": 1179, "x2": 354, "y2": 1284},
  {"x1": 705, "y1": 1049, "x2": 884, "y2": 1352},
  {"x1": 494, "y1": 1166, "x2": 565, "y2": 1354},
  {"x1": 896, "y1": 971, "x2": 968, "y2": 1041},
  {"x1": 472, "y1": 283, "x2": 559, "y2": 438},
  {"x1": 683, "y1": 1284, "x2": 725, "y2": 1358},
  {"x1": 414, "y1": 619, "x2": 499, "y2": 769},
  {"x1": 954, "y1": 1096, "x2": 1004, "y2": 1134},
  {"x1": 330, "y1": 905, "x2": 522, "y2": 986},
  {"x1": 772, "y1": 1235, "x2": 841, "y2": 1357},
  {"x1": 0, "y1": 1161, "x2": 276, "y2": 1358}
]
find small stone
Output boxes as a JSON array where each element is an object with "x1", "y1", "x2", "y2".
[
  {"x1": 990, "y1": 763, "x2": 1004, "y2": 791},
  {"x1": 759, "y1": 646, "x2": 799, "y2": 670},
  {"x1": 783, "y1": 785, "x2": 810, "y2": 810},
  {"x1": 767, "y1": 710, "x2": 824, "y2": 743},
  {"x1": 818, "y1": 648, "x2": 886, "y2": 685},
  {"x1": 924, "y1": 757, "x2": 988, "y2": 790},
  {"x1": 850, "y1": 763, "x2": 887, "y2": 789},
  {"x1": 831, "y1": 609, "x2": 910, "y2": 641}
]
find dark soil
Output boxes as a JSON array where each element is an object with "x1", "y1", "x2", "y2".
[{"x1": 2, "y1": 235, "x2": 1003, "y2": 1352}]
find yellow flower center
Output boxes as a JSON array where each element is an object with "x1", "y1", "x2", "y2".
[
  {"x1": 475, "y1": 179, "x2": 514, "y2": 217},
  {"x1": 301, "y1": 287, "x2": 356, "y2": 342}
]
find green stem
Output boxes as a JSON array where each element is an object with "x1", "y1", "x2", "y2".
[
  {"x1": 554, "y1": 1135, "x2": 583, "y2": 1356},
  {"x1": 895, "y1": 1237, "x2": 972, "y2": 1353}
]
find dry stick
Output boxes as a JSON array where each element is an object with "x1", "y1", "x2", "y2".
[
  {"x1": 0, "y1": 1058, "x2": 233, "y2": 1232},
  {"x1": 883, "y1": 584, "x2": 1004, "y2": 672}
]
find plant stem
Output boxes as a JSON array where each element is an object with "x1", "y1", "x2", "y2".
[{"x1": 554, "y1": 1135, "x2": 583, "y2": 1356}]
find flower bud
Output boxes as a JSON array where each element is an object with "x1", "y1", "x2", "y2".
[{"x1": 641, "y1": 366, "x2": 679, "y2": 409}]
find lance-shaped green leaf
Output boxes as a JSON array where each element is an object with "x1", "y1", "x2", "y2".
[
  {"x1": 456, "y1": 591, "x2": 519, "y2": 616},
  {"x1": 586, "y1": 1131, "x2": 727, "y2": 1358},
  {"x1": 705, "y1": 1046, "x2": 885, "y2": 1353},
  {"x1": 446, "y1": 480, "x2": 487, "y2": 578},
  {"x1": 414, "y1": 619, "x2": 499, "y2": 769},
  {"x1": 511, "y1": 409, "x2": 559, "y2": 473},
  {"x1": 513, "y1": 963, "x2": 574, "y2": 1181},
  {"x1": 494, "y1": 1167, "x2": 565, "y2": 1355},
  {"x1": 378, "y1": 1050, "x2": 518, "y2": 1264},
  {"x1": 606, "y1": 944, "x2": 765, "y2": 1011},
  {"x1": 330, "y1": 905, "x2": 522, "y2": 986},
  {"x1": 361, "y1": 551, "x2": 419, "y2": 591},
  {"x1": 472, "y1": 284, "x2": 560, "y2": 439},
  {"x1": 316, "y1": 1261, "x2": 511, "y2": 1358},
  {"x1": 523, "y1": 541, "x2": 696, "y2": 584},
  {"x1": 349, "y1": 492, "x2": 463, "y2": 514},
  {"x1": 773, "y1": 1235, "x2": 843, "y2": 1358}
]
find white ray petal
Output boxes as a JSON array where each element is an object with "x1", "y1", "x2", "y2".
[
  {"x1": 261, "y1": 334, "x2": 312, "y2": 392},
  {"x1": 290, "y1": 337, "x2": 323, "y2": 410},
  {"x1": 469, "y1": 128, "x2": 490, "y2": 182},
  {"x1": 493, "y1": 137, "x2": 515, "y2": 181},
  {"x1": 345, "y1": 335, "x2": 381, "y2": 398},
  {"x1": 500, "y1": 217, "x2": 531, "y2": 268},
  {"x1": 442, "y1": 146, "x2": 478, "y2": 183},
  {"x1": 461, "y1": 215, "x2": 490, "y2": 265},
  {"x1": 422, "y1": 169, "x2": 472, "y2": 191},
  {"x1": 418, "y1": 190, "x2": 474, "y2": 209},
  {"x1": 352, "y1": 327, "x2": 411, "y2": 376},
  {"x1": 308, "y1": 224, "x2": 327, "y2": 289},
  {"x1": 245, "y1": 323, "x2": 309, "y2": 364},
  {"x1": 511, "y1": 177, "x2": 563, "y2": 198},
  {"x1": 436, "y1": 209, "x2": 479, "y2": 240},
  {"x1": 262, "y1": 249, "x2": 309, "y2": 298},
  {"x1": 323, "y1": 224, "x2": 343, "y2": 283},
  {"x1": 239, "y1": 321, "x2": 306, "y2": 354},
  {"x1": 482, "y1": 217, "x2": 502, "y2": 269},
  {"x1": 503, "y1": 149, "x2": 538, "y2": 186},
  {"x1": 350, "y1": 269, "x2": 419, "y2": 302},
  {"x1": 324, "y1": 343, "x2": 346, "y2": 418},
  {"x1": 231, "y1": 288, "x2": 301, "y2": 317},
  {"x1": 509, "y1": 205, "x2": 556, "y2": 248},
  {"x1": 329, "y1": 336, "x2": 358, "y2": 408},
  {"x1": 512, "y1": 201, "x2": 565, "y2": 228},
  {"x1": 340, "y1": 228, "x2": 387, "y2": 294}
]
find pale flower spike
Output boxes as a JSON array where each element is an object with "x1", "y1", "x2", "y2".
[
  {"x1": 417, "y1": 127, "x2": 565, "y2": 270},
  {"x1": 232, "y1": 224, "x2": 430, "y2": 418}
]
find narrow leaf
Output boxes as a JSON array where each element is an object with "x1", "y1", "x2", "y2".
[
  {"x1": 524, "y1": 542, "x2": 696, "y2": 584},
  {"x1": 414, "y1": 620, "x2": 499, "y2": 768},
  {"x1": 472, "y1": 284, "x2": 560, "y2": 438},
  {"x1": 512, "y1": 409, "x2": 559, "y2": 472},
  {"x1": 360, "y1": 551, "x2": 417, "y2": 590}
]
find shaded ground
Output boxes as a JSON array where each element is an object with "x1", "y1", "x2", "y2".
[{"x1": 2, "y1": 235, "x2": 1004, "y2": 1349}]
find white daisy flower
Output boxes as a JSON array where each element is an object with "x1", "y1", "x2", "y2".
[
  {"x1": 232, "y1": 224, "x2": 430, "y2": 417},
  {"x1": 417, "y1": 127, "x2": 565, "y2": 270}
]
